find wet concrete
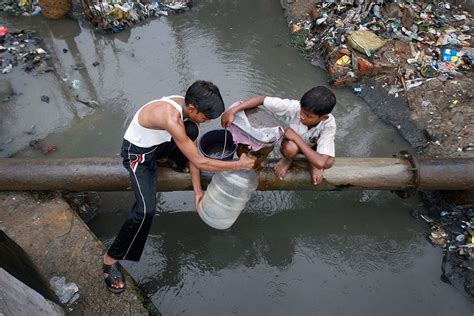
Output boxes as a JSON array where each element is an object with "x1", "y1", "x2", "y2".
[{"x1": 0, "y1": 192, "x2": 151, "y2": 315}]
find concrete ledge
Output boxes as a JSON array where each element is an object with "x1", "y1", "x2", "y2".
[
  {"x1": 0, "y1": 192, "x2": 153, "y2": 315},
  {"x1": 0, "y1": 268, "x2": 64, "y2": 315}
]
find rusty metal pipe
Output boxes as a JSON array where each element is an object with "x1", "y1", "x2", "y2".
[
  {"x1": 0, "y1": 157, "x2": 472, "y2": 192},
  {"x1": 416, "y1": 158, "x2": 474, "y2": 191}
]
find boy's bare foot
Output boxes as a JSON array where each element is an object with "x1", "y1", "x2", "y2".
[
  {"x1": 274, "y1": 157, "x2": 293, "y2": 179},
  {"x1": 103, "y1": 254, "x2": 125, "y2": 292},
  {"x1": 310, "y1": 165, "x2": 325, "y2": 185}
]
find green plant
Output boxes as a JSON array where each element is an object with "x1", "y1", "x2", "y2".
[{"x1": 290, "y1": 29, "x2": 311, "y2": 57}]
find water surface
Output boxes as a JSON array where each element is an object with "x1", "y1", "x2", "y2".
[{"x1": 3, "y1": 0, "x2": 472, "y2": 314}]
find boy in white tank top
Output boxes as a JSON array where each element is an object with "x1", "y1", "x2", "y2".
[{"x1": 102, "y1": 81, "x2": 256, "y2": 293}]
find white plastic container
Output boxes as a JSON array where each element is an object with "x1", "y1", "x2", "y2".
[{"x1": 198, "y1": 170, "x2": 258, "y2": 230}]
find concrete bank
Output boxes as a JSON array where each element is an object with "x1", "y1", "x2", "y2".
[{"x1": 0, "y1": 192, "x2": 155, "y2": 315}]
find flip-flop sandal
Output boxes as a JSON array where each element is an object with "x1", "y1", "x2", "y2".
[
  {"x1": 156, "y1": 158, "x2": 189, "y2": 173},
  {"x1": 103, "y1": 262, "x2": 126, "y2": 294}
]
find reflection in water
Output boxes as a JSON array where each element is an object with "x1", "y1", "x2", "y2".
[{"x1": 109, "y1": 192, "x2": 427, "y2": 314}]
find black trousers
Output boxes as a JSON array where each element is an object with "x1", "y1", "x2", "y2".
[{"x1": 107, "y1": 121, "x2": 198, "y2": 261}]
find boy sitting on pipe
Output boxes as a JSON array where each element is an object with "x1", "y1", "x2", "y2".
[{"x1": 221, "y1": 86, "x2": 336, "y2": 185}]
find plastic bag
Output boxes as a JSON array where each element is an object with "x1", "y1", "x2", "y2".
[
  {"x1": 347, "y1": 30, "x2": 386, "y2": 57},
  {"x1": 228, "y1": 101, "x2": 284, "y2": 151}
]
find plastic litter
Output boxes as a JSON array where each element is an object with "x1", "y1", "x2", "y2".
[
  {"x1": 40, "y1": 95, "x2": 49, "y2": 103},
  {"x1": 0, "y1": 28, "x2": 51, "y2": 75},
  {"x1": 336, "y1": 55, "x2": 351, "y2": 66},
  {"x1": 441, "y1": 210, "x2": 450, "y2": 217},
  {"x1": 71, "y1": 80, "x2": 81, "y2": 89},
  {"x1": 0, "y1": 0, "x2": 41, "y2": 16},
  {"x1": 296, "y1": 0, "x2": 473, "y2": 96},
  {"x1": 80, "y1": 0, "x2": 191, "y2": 32},
  {"x1": 2, "y1": 64, "x2": 12, "y2": 74},
  {"x1": 49, "y1": 276, "x2": 79, "y2": 305},
  {"x1": 429, "y1": 226, "x2": 448, "y2": 248},
  {"x1": 442, "y1": 49, "x2": 462, "y2": 62},
  {"x1": 29, "y1": 140, "x2": 57, "y2": 154},
  {"x1": 0, "y1": 26, "x2": 9, "y2": 37}
]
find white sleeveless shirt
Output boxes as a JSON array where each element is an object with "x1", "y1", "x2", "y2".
[{"x1": 124, "y1": 95, "x2": 184, "y2": 148}]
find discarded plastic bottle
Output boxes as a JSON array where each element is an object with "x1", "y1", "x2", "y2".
[
  {"x1": 198, "y1": 170, "x2": 258, "y2": 230},
  {"x1": 71, "y1": 80, "x2": 80, "y2": 89}
]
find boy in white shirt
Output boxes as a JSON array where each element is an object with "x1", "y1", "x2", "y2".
[{"x1": 221, "y1": 86, "x2": 336, "y2": 185}]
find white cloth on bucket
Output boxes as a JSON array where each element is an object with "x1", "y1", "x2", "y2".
[{"x1": 229, "y1": 101, "x2": 284, "y2": 151}]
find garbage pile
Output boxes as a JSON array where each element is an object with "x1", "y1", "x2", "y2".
[
  {"x1": 0, "y1": 27, "x2": 53, "y2": 75},
  {"x1": 415, "y1": 206, "x2": 474, "y2": 297},
  {"x1": 80, "y1": 0, "x2": 192, "y2": 32},
  {"x1": 0, "y1": 0, "x2": 41, "y2": 16},
  {"x1": 289, "y1": 0, "x2": 473, "y2": 88}
]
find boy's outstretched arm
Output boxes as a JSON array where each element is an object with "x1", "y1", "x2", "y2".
[
  {"x1": 221, "y1": 96, "x2": 266, "y2": 128},
  {"x1": 190, "y1": 161, "x2": 203, "y2": 210},
  {"x1": 284, "y1": 128, "x2": 334, "y2": 170}
]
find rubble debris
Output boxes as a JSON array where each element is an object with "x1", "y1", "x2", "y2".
[
  {"x1": 79, "y1": 0, "x2": 192, "y2": 32},
  {"x1": 285, "y1": 0, "x2": 473, "y2": 157},
  {"x1": 0, "y1": 28, "x2": 52, "y2": 75},
  {"x1": 416, "y1": 191, "x2": 474, "y2": 297},
  {"x1": 0, "y1": 0, "x2": 42, "y2": 17},
  {"x1": 289, "y1": 0, "x2": 474, "y2": 88},
  {"x1": 49, "y1": 276, "x2": 80, "y2": 305}
]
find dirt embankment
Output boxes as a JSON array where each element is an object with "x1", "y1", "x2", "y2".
[{"x1": 282, "y1": 0, "x2": 473, "y2": 159}]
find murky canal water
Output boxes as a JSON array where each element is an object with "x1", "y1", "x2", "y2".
[{"x1": 3, "y1": 0, "x2": 473, "y2": 314}]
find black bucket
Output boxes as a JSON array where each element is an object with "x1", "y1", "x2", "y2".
[{"x1": 198, "y1": 129, "x2": 237, "y2": 161}]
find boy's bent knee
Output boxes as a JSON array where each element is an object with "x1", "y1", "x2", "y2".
[
  {"x1": 324, "y1": 157, "x2": 335, "y2": 169},
  {"x1": 281, "y1": 140, "x2": 299, "y2": 158},
  {"x1": 184, "y1": 121, "x2": 199, "y2": 141}
]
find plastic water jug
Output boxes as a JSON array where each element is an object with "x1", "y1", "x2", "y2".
[{"x1": 198, "y1": 170, "x2": 258, "y2": 230}]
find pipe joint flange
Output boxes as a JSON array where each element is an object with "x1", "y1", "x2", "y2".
[{"x1": 392, "y1": 150, "x2": 420, "y2": 199}]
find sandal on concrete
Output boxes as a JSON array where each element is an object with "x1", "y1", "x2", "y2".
[{"x1": 103, "y1": 262, "x2": 126, "y2": 294}]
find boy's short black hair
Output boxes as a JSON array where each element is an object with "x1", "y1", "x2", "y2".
[
  {"x1": 185, "y1": 80, "x2": 225, "y2": 119},
  {"x1": 300, "y1": 86, "x2": 336, "y2": 116}
]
